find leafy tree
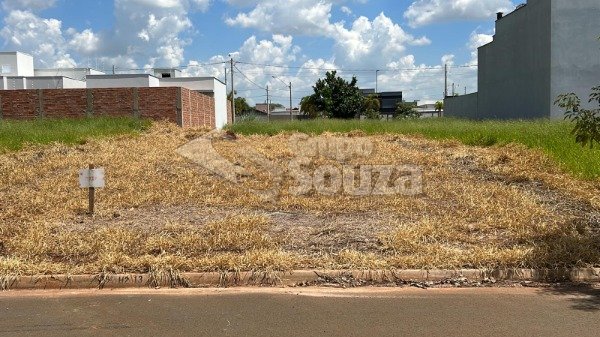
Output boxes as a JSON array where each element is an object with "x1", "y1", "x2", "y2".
[
  {"x1": 300, "y1": 95, "x2": 321, "y2": 119},
  {"x1": 307, "y1": 71, "x2": 365, "y2": 119},
  {"x1": 555, "y1": 86, "x2": 600, "y2": 148},
  {"x1": 234, "y1": 97, "x2": 252, "y2": 115},
  {"x1": 363, "y1": 94, "x2": 381, "y2": 119},
  {"x1": 435, "y1": 101, "x2": 444, "y2": 113},
  {"x1": 395, "y1": 101, "x2": 420, "y2": 119},
  {"x1": 270, "y1": 103, "x2": 285, "y2": 110}
]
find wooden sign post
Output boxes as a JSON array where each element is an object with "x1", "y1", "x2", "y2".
[{"x1": 79, "y1": 164, "x2": 105, "y2": 215}]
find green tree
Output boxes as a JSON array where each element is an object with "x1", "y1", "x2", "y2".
[
  {"x1": 395, "y1": 101, "x2": 420, "y2": 119},
  {"x1": 270, "y1": 103, "x2": 285, "y2": 110},
  {"x1": 234, "y1": 97, "x2": 252, "y2": 115},
  {"x1": 435, "y1": 101, "x2": 444, "y2": 113},
  {"x1": 363, "y1": 94, "x2": 381, "y2": 119},
  {"x1": 300, "y1": 95, "x2": 321, "y2": 119},
  {"x1": 308, "y1": 71, "x2": 365, "y2": 119},
  {"x1": 555, "y1": 86, "x2": 600, "y2": 148}
]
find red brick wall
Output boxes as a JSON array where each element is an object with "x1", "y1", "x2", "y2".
[
  {"x1": 227, "y1": 99, "x2": 233, "y2": 124},
  {"x1": 180, "y1": 87, "x2": 215, "y2": 128},
  {"x1": 138, "y1": 87, "x2": 179, "y2": 124},
  {"x1": 0, "y1": 87, "x2": 218, "y2": 129},
  {"x1": 91, "y1": 88, "x2": 134, "y2": 117},
  {"x1": 42, "y1": 89, "x2": 87, "y2": 118},
  {"x1": 0, "y1": 90, "x2": 40, "y2": 119}
]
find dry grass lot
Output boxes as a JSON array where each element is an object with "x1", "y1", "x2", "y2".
[{"x1": 1, "y1": 122, "x2": 599, "y2": 276}]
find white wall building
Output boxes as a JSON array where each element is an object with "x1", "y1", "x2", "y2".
[
  {"x1": 0, "y1": 51, "x2": 230, "y2": 127},
  {"x1": 86, "y1": 74, "x2": 161, "y2": 88},
  {"x1": 34, "y1": 68, "x2": 104, "y2": 81},
  {"x1": 26, "y1": 76, "x2": 86, "y2": 89},
  {"x1": 153, "y1": 68, "x2": 182, "y2": 79},
  {"x1": 0, "y1": 51, "x2": 34, "y2": 77}
]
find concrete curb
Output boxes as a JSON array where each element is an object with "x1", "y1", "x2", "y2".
[{"x1": 2, "y1": 268, "x2": 600, "y2": 291}]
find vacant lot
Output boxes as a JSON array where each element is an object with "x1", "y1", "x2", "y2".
[{"x1": 1, "y1": 119, "x2": 599, "y2": 276}]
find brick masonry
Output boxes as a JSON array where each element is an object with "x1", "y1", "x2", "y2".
[{"x1": 0, "y1": 87, "x2": 219, "y2": 128}]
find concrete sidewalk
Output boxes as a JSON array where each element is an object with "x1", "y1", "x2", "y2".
[{"x1": 1, "y1": 287, "x2": 599, "y2": 336}]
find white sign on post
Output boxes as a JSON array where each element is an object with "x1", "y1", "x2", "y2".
[{"x1": 79, "y1": 168, "x2": 105, "y2": 188}]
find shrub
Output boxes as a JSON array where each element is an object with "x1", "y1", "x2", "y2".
[{"x1": 555, "y1": 86, "x2": 600, "y2": 148}]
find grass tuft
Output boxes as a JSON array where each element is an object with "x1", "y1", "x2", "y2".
[{"x1": 0, "y1": 117, "x2": 151, "y2": 153}]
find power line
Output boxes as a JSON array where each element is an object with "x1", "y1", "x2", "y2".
[
  {"x1": 233, "y1": 64, "x2": 265, "y2": 90},
  {"x1": 100, "y1": 61, "x2": 227, "y2": 73},
  {"x1": 235, "y1": 61, "x2": 477, "y2": 73}
]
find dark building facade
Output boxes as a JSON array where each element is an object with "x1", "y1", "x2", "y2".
[
  {"x1": 360, "y1": 89, "x2": 403, "y2": 116},
  {"x1": 445, "y1": 0, "x2": 600, "y2": 119}
]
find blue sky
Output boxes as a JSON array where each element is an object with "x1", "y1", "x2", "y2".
[{"x1": 0, "y1": 0, "x2": 517, "y2": 105}]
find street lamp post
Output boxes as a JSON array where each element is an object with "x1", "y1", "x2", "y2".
[{"x1": 272, "y1": 76, "x2": 293, "y2": 121}]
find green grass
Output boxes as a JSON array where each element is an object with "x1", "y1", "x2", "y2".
[
  {"x1": 0, "y1": 117, "x2": 151, "y2": 153},
  {"x1": 228, "y1": 118, "x2": 600, "y2": 180}
]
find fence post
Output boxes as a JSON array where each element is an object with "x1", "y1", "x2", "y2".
[
  {"x1": 37, "y1": 89, "x2": 44, "y2": 118},
  {"x1": 176, "y1": 87, "x2": 183, "y2": 127},
  {"x1": 86, "y1": 89, "x2": 94, "y2": 117},
  {"x1": 132, "y1": 88, "x2": 140, "y2": 118}
]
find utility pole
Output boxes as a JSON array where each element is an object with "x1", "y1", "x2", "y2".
[
  {"x1": 444, "y1": 64, "x2": 448, "y2": 98},
  {"x1": 112, "y1": 65, "x2": 115, "y2": 75},
  {"x1": 224, "y1": 67, "x2": 227, "y2": 86},
  {"x1": 289, "y1": 82, "x2": 293, "y2": 121},
  {"x1": 272, "y1": 75, "x2": 293, "y2": 121},
  {"x1": 452, "y1": 83, "x2": 455, "y2": 96},
  {"x1": 266, "y1": 85, "x2": 270, "y2": 121},
  {"x1": 230, "y1": 58, "x2": 235, "y2": 123},
  {"x1": 464, "y1": 86, "x2": 467, "y2": 95},
  {"x1": 375, "y1": 70, "x2": 380, "y2": 93}
]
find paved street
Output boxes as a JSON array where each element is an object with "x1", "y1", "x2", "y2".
[{"x1": 1, "y1": 287, "x2": 599, "y2": 336}]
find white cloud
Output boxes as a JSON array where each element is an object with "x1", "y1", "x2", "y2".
[
  {"x1": 67, "y1": 29, "x2": 100, "y2": 55},
  {"x1": 0, "y1": 10, "x2": 75, "y2": 68},
  {"x1": 225, "y1": 0, "x2": 335, "y2": 36},
  {"x1": 1, "y1": 0, "x2": 56, "y2": 11},
  {"x1": 404, "y1": 0, "x2": 514, "y2": 27},
  {"x1": 226, "y1": 1, "x2": 430, "y2": 70},
  {"x1": 331, "y1": 13, "x2": 431, "y2": 68},
  {"x1": 340, "y1": 6, "x2": 352, "y2": 15},
  {"x1": 0, "y1": 0, "x2": 213, "y2": 70},
  {"x1": 468, "y1": 30, "x2": 494, "y2": 64}
]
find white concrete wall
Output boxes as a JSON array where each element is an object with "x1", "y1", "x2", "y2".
[
  {"x1": 26, "y1": 77, "x2": 64, "y2": 89},
  {"x1": 213, "y1": 79, "x2": 228, "y2": 129},
  {"x1": 159, "y1": 77, "x2": 215, "y2": 91},
  {"x1": 62, "y1": 77, "x2": 86, "y2": 89},
  {"x1": 5, "y1": 77, "x2": 26, "y2": 89},
  {"x1": 0, "y1": 52, "x2": 34, "y2": 77},
  {"x1": 34, "y1": 68, "x2": 104, "y2": 81},
  {"x1": 148, "y1": 76, "x2": 160, "y2": 87},
  {"x1": 153, "y1": 68, "x2": 182, "y2": 78},
  {"x1": 25, "y1": 77, "x2": 85, "y2": 89},
  {"x1": 16, "y1": 52, "x2": 34, "y2": 76},
  {"x1": 0, "y1": 54, "x2": 18, "y2": 76},
  {"x1": 87, "y1": 75, "x2": 160, "y2": 88}
]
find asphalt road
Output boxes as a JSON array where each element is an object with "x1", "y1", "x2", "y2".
[{"x1": 1, "y1": 287, "x2": 599, "y2": 337}]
